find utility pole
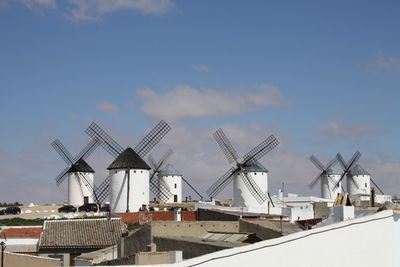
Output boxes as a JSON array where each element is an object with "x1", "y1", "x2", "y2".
[{"x1": 1, "y1": 240, "x2": 6, "y2": 267}]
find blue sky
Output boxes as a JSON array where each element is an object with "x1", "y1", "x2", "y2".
[{"x1": 1, "y1": 0, "x2": 400, "y2": 204}]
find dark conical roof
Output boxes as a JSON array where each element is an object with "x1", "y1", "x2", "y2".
[
  {"x1": 160, "y1": 164, "x2": 182, "y2": 177},
  {"x1": 107, "y1": 147, "x2": 151, "y2": 170},
  {"x1": 67, "y1": 158, "x2": 95, "y2": 173},
  {"x1": 350, "y1": 164, "x2": 370, "y2": 176}
]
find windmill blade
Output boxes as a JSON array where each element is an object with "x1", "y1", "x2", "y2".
[
  {"x1": 134, "y1": 120, "x2": 171, "y2": 158},
  {"x1": 243, "y1": 135, "x2": 279, "y2": 165},
  {"x1": 213, "y1": 128, "x2": 239, "y2": 164},
  {"x1": 85, "y1": 122, "x2": 124, "y2": 158},
  {"x1": 325, "y1": 157, "x2": 338, "y2": 171},
  {"x1": 346, "y1": 151, "x2": 362, "y2": 169},
  {"x1": 239, "y1": 172, "x2": 267, "y2": 205},
  {"x1": 309, "y1": 155, "x2": 325, "y2": 171},
  {"x1": 149, "y1": 178, "x2": 173, "y2": 202},
  {"x1": 334, "y1": 151, "x2": 362, "y2": 190},
  {"x1": 267, "y1": 192, "x2": 275, "y2": 207},
  {"x1": 336, "y1": 153, "x2": 347, "y2": 170},
  {"x1": 77, "y1": 172, "x2": 99, "y2": 204},
  {"x1": 94, "y1": 177, "x2": 110, "y2": 203},
  {"x1": 308, "y1": 173, "x2": 323, "y2": 189},
  {"x1": 349, "y1": 176, "x2": 360, "y2": 190},
  {"x1": 370, "y1": 178, "x2": 385, "y2": 194},
  {"x1": 148, "y1": 149, "x2": 174, "y2": 183},
  {"x1": 159, "y1": 176, "x2": 172, "y2": 193},
  {"x1": 55, "y1": 166, "x2": 70, "y2": 186},
  {"x1": 51, "y1": 139, "x2": 74, "y2": 165},
  {"x1": 182, "y1": 176, "x2": 203, "y2": 200},
  {"x1": 74, "y1": 138, "x2": 100, "y2": 162},
  {"x1": 206, "y1": 166, "x2": 237, "y2": 198},
  {"x1": 148, "y1": 154, "x2": 158, "y2": 169},
  {"x1": 148, "y1": 149, "x2": 175, "y2": 179},
  {"x1": 156, "y1": 148, "x2": 174, "y2": 169}
]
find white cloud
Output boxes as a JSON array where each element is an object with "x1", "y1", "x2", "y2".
[
  {"x1": 66, "y1": 0, "x2": 174, "y2": 21},
  {"x1": 96, "y1": 102, "x2": 118, "y2": 116},
  {"x1": 193, "y1": 64, "x2": 209, "y2": 73},
  {"x1": 0, "y1": 0, "x2": 56, "y2": 11},
  {"x1": 315, "y1": 121, "x2": 379, "y2": 144},
  {"x1": 367, "y1": 51, "x2": 400, "y2": 73},
  {"x1": 137, "y1": 84, "x2": 289, "y2": 122}
]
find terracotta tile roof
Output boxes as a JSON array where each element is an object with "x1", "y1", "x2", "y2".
[
  {"x1": 1, "y1": 227, "x2": 42, "y2": 238},
  {"x1": 39, "y1": 219, "x2": 126, "y2": 249}
]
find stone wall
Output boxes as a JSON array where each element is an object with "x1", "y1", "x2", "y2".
[
  {"x1": 152, "y1": 221, "x2": 239, "y2": 238},
  {"x1": 3, "y1": 252, "x2": 61, "y2": 267}
]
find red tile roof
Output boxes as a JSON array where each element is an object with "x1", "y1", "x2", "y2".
[{"x1": 1, "y1": 227, "x2": 42, "y2": 238}]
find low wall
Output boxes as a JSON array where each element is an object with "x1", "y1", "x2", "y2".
[
  {"x1": 117, "y1": 211, "x2": 196, "y2": 224},
  {"x1": 154, "y1": 236, "x2": 233, "y2": 259},
  {"x1": 238, "y1": 220, "x2": 282, "y2": 240},
  {"x1": 120, "y1": 224, "x2": 151, "y2": 257},
  {"x1": 152, "y1": 221, "x2": 239, "y2": 238},
  {"x1": 2, "y1": 251, "x2": 61, "y2": 267}
]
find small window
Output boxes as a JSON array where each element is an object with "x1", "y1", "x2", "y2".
[
  {"x1": 134, "y1": 170, "x2": 136, "y2": 173},
  {"x1": 174, "y1": 183, "x2": 177, "y2": 189},
  {"x1": 365, "y1": 183, "x2": 367, "y2": 188},
  {"x1": 254, "y1": 173, "x2": 257, "y2": 175}
]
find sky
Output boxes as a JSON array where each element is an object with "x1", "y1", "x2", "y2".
[{"x1": 0, "y1": 0, "x2": 400, "y2": 204}]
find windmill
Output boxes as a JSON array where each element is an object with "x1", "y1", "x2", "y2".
[
  {"x1": 309, "y1": 155, "x2": 342, "y2": 199},
  {"x1": 334, "y1": 151, "x2": 362, "y2": 196},
  {"x1": 51, "y1": 138, "x2": 99, "y2": 206},
  {"x1": 85, "y1": 120, "x2": 171, "y2": 212},
  {"x1": 148, "y1": 150, "x2": 204, "y2": 203},
  {"x1": 147, "y1": 149, "x2": 174, "y2": 203},
  {"x1": 206, "y1": 128, "x2": 279, "y2": 209}
]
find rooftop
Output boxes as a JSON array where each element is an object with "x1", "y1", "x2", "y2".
[
  {"x1": 67, "y1": 158, "x2": 95, "y2": 173},
  {"x1": 0, "y1": 226, "x2": 42, "y2": 239},
  {"x1": 350, "y1": 164, "x2": 370, "y2": 176},
  {"x1": 39, "y1": 218, "x2": 127, "y2": 250},
  {"x1": 107, "y1": 147, "x2": 151, "y2": 170},
  {"x1": 160, "y1": 163, "x2": 182, "y2": 177}
]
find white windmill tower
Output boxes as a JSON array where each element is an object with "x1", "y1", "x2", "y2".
[
  {"x1": 159, "y1": 164, "x2": 182, "y2": 203},
  {"x1": 206, "y1": 128, "x2": 279, "y2": 210},
  {"x1": 85, "y1": 121, "x2": 171, "y2": 213},
  {"x1": 51, "y1": 138, "x2": 99, "y2": 206},
  {"x1": 347, "y1": 164, "x2": 371, "y2": 196},
  {"x1": 107, "y1": 148, "x2": 151, "y2": 212},
  {"x1": 309, "y1": 155, "x2": 342, "y2": 199},
  {"x1": 147, "y1": 149, "x2": 203, "y2": 203}
]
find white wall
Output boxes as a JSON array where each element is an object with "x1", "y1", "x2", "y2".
[
  {"x1": 142, "y1": 210, "x2": 399, "y2": 267},
  {"x1": 320, "y1": 174, "x2": 341, "y2": 199},
  {"x1": 233, "y1": 171, "x2": 269, "y2": 209},
  {"x1": 159, "y1": 175, "x2": 182, "y2": 203},
  {"x1": 282, "y1": 204, "x2": 314, "y2": 221},
  {"x1": 347, "y1": 175, "x2": 371, "y2": 196},
  {"x1": 109, "y1": 168, "x2": 149, "y2": 213},
  {"x1": 68, "y1": 172, "x2": 94, "y2": 206}
]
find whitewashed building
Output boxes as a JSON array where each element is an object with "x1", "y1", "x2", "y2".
[
  {"x1": 159, "y1": 164, "x2": 182, "y2": 203},
  {"x1": 67, "y1": 159, "x2": 95, "y2": 206},
  {"x1": 107, "y1": 147, "x2": 151, "y2": 213},
  {"x1": 234, "y1": 163, "x2": 269, "y2": 210}
]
